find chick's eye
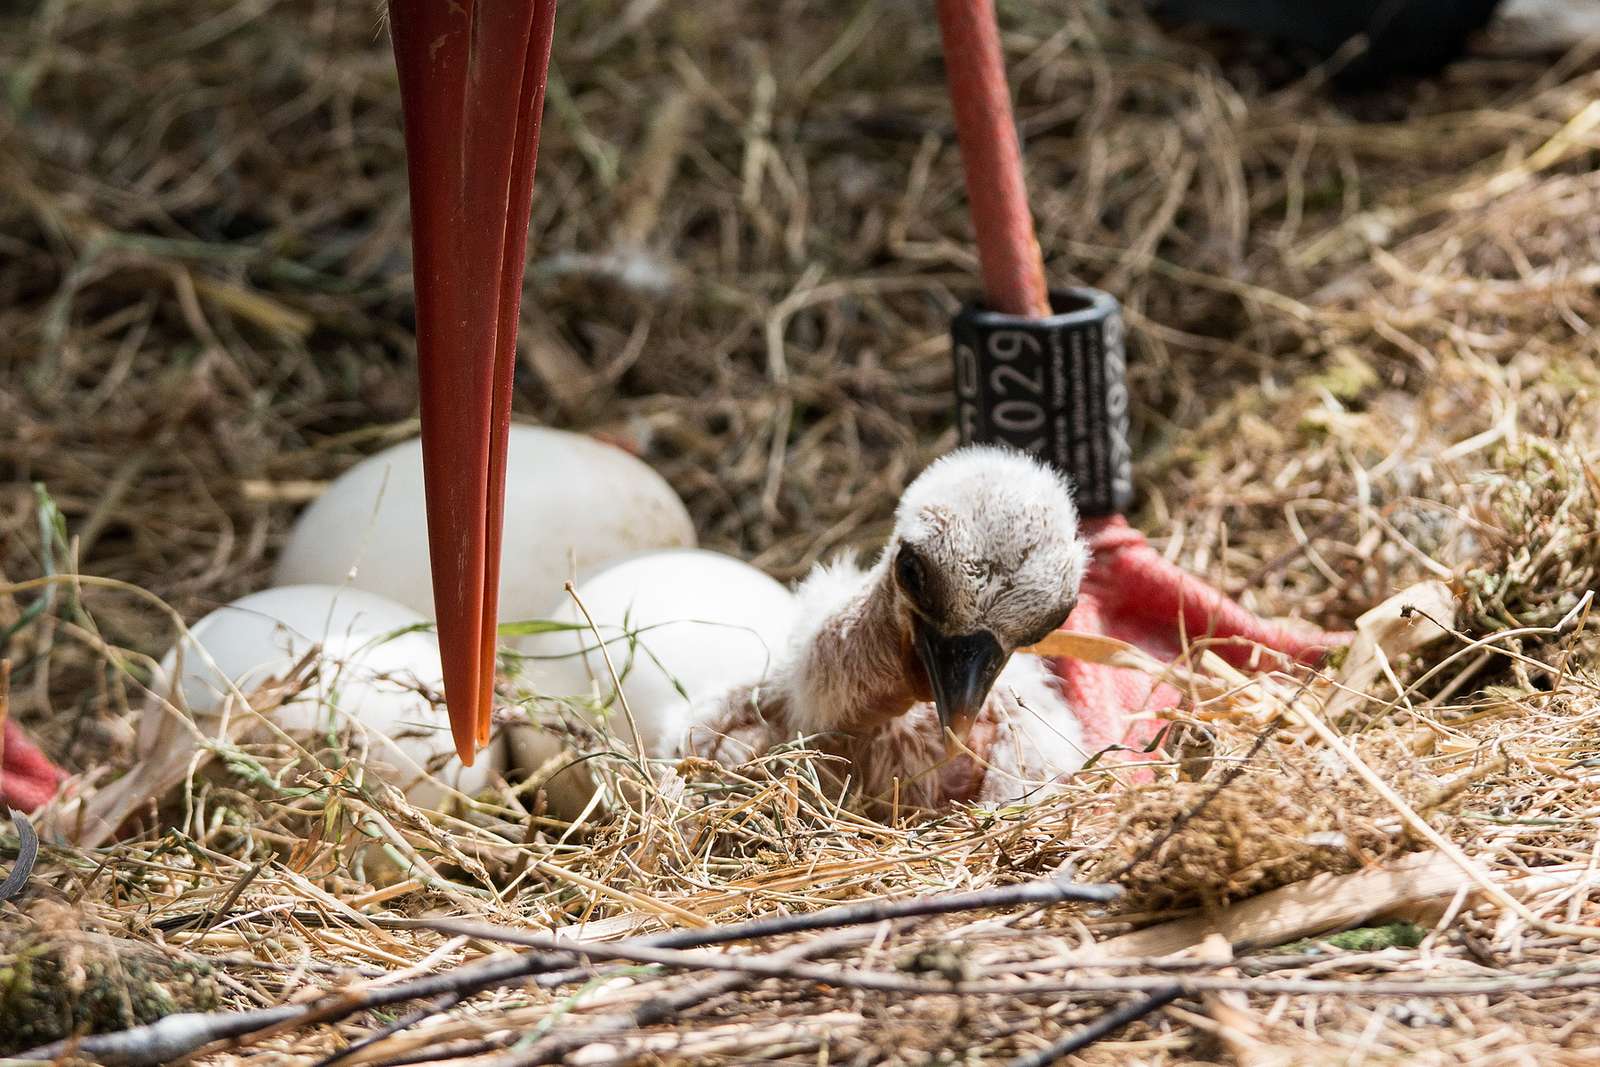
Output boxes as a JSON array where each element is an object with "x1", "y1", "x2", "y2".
[{"x1": 896, "y1": 546, "x2": 927, "y2": 603}]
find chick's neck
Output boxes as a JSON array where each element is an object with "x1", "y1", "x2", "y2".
[{"x1": 779, "y1": 557, "x2": 933, "y2": 738}]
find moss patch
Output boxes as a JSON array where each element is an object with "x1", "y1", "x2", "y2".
[
  {"x1": 0, "y1": 925, "x2": 220, "y2": 1054},
  {"x1": 1281, "y1": 921, "x2": 1429, "y2": 954}
]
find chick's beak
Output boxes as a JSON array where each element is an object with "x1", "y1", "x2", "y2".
[
  {"x1": 912, "y1": 621, "x2": 1007, "y2": 747},
  {"x1": 389, "y1": 0, "x2": 558, "y2": 764}
]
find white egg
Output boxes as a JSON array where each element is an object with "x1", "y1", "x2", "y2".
[
  {"x1": 510, "y1": 549, "x2": 796, "y2": 766},
  {"x1": 152, "y1": 584, "x2": 500, "y2": 807},
  {"x1": 274, "y1": 426, "x2": 696, "y2": 622}
]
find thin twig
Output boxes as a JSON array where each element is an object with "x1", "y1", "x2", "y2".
[
  {"x1": 489, "y1": 931, "x2": 865, "y2": 1067},
  {"x1": 19, "y1": 877, "x2": 1119, "y2": 1064},
  {"x1": 0, "y1": 808, "x2": 40, "y2": 902},
  {"x1": 311, "y1": 994, "x2": 462, "y2": 1067},
  {"x1": 1006, "y1": 987, "x2": 1184, "y2": 1067}
]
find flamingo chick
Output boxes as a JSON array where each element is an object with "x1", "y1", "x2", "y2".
[{"x1": 686, "y1": 446, "x2": 1090, "y2": 809}]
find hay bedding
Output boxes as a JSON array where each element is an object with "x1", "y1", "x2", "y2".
[{"x1": 2, "y1": 0, "x2": 1600, "y2": 1062}]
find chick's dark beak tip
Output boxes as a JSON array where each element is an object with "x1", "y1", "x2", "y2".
[{"x1": 913, "y1": 623, "x2": 1007, "y2": 743}]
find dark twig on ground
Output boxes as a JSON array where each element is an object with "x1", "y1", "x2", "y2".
[
  {"x1": 0, "y1": 810, "x2": 39, "y2": 903},
  {"x1": 488, "y1": 931, "x2": 865, "y2": 1067},
  {"x1": 1005, "y1": 986, "x2": 1184, "y2": 1067},
  {"x1": 18, "y1": 877, "x2": 1119, "y2": 1064}
]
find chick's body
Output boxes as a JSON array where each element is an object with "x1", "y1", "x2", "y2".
[{"x1": 687, "y1": 447, "x2": 1091, "y2": 808}]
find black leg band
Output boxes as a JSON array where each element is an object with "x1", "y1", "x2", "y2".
[{"x1": 951, "y1": 287, "x2": 1133, "y2": 518}]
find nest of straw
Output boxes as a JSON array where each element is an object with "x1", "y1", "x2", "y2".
[
  {"x1": 1090, "y1": 728, "x2": 1429, "y2": 912},
  {"x1": 5, "y1": 0, "x2": 1600, "y2": 1062}
]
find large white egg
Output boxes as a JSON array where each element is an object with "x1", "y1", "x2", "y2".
[
  {"x1": 274, "y1": 426, "x2": 696, "y2": 623},
  {"x1": 152, "y1": 584, "x2": 500, "y2": 806},
  {"x1": 510, "y1": 549, "x2": 796, "y2": 764}
]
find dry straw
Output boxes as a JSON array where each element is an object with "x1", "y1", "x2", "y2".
[{"x1": 4, "y1": 0, "x2": 1600, "y2": 1062}]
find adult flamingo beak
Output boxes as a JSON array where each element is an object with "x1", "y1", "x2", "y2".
[{"x1": 388, "y1": 0, "x2": 558, "y2": 764}]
